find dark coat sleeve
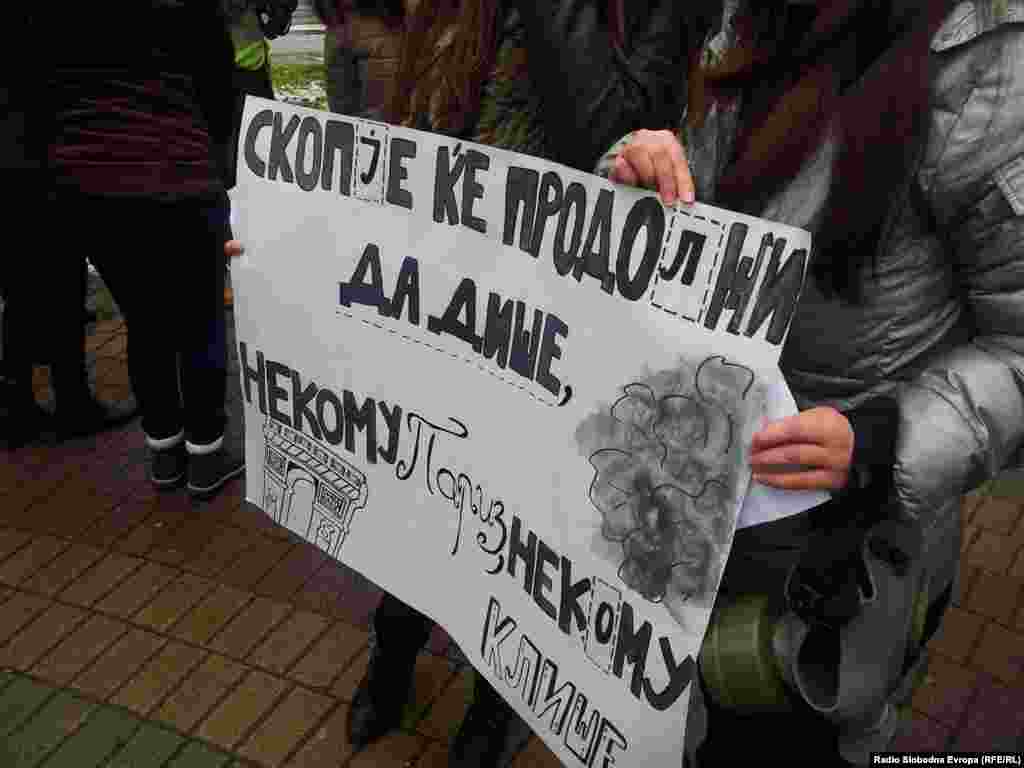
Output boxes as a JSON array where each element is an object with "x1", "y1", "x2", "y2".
[
  {"x1": 187, "y1": 1, "x2": 237, "y2": 153},
  {"x1": 511, "y1": 0, "x2": 706, "y2": 172}
]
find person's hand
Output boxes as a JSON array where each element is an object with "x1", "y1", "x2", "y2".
[
  {"x1": 749, "y1": 407, "x2": 854, "y2": 491},
  {"x1": 609, "y1": 129, "x2": 695, "y2": 206},
  {"x1": 225, "y1": 240, "x2": 244, "y2": 260}
]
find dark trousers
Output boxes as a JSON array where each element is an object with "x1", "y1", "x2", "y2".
[
  {"x1": 56, "y1": 194, "x2": 228, "y2": 445},
  {"x1": 374, "y1": 591, "x2": 508, "y2": 708},
  {"x1": 374, "y1": 591, "x2": 433, "y2": 659},
  {"x1": 2, "y1": 176, "x2": 91, "y2": 404}
]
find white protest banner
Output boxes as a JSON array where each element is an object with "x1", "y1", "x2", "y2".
[{"x1": 231, "y1": 97, "x2": 812, "y2": 768}]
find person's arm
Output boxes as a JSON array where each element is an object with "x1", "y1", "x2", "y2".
[
  {"x1": 188, "y1": 1, "x2": 237, "y2": 154},
  {"x1": 511, "y1": 0, "x2": 703, "y2": 172},
  {"x1": 892, "y1": 23, "x2": 1024, "y2": 526}
]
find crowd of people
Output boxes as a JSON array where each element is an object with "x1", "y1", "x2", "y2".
[{"x1": 2, "y1": 1, "x2": 1022, "y2": 766}]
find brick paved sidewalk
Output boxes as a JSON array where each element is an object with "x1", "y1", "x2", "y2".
[{"x1": 1, "y1": 312, "x2": 1022, "y2": 766}]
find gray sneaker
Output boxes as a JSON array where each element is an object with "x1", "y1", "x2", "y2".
[
  {"x1": 187, "y1": 450, "x2": 245, "y2": 498},
  {"x1": 151, "y1": 442, "x2": 187, "y2": 489}
]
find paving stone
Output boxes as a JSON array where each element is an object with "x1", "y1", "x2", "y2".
[
  {"x1": 953, "y1": 565, "x2": 978, "y2": 607},
  {"x1": 154, "y1": 653, "x2": 248, "y2": 734},
  {"x1": 288, "y1": 621, "x2": 369, "y2": 690},
  {"x1": 0, "y1": 601, "x2": 90, "y2": 671},
  {"x1": 28, "y1": 485, "x2": 128, "y2": 539},
  {"x1": 961, "y1": 523, "x2": 979, "y2": 555},
  {"x1": 347, "y1": 731, "x2": 424, "y2": 768},
  {"x1": 970, "y1": 622, "x2": 1024, "y2": 684},
  {"x1": 1010, "y1": 548, "x2": 1024, "y2": 586},
  {"x1": 416, "y1": 667, "x2": 474, "y2": 743},
  {"x1": 60, "y1": 553, "x2": 146, "y2": 607},
  {"x1": 889, "y1": 713, "x2": 951, "y2": 752},
  {"x1": 82, "y1": 501, "x2": 154, "y2": 550},
  {"x1": 42, "y1": 704, "x2": 140, "y2": 768},
  {"x1": 252, "y1": 545, "x2": 328, "y2": 604},
  {"x1": 0, "y1": 535, "x2": 70, "y2": 586},
  {"x1": 148, "y1": 516, "x2": 224, "y2": 567},
  {"x1": 0, "y1": 527, "x2": 32, "y2": 562},
  {"x1": 134, "y1": 573, "x2": 217, "y2": 632},
  {"x1": 21, "y1": 543, "x2": 106, "y2": 597},
  {"x1": 102, "y1": 721, "x2": 185, "y2": 768},
  {"x1": 412, "y1": 742, "x2": 450, "y2": 768},
  {"x1": 185, "y1": 525, "x2": 263, "y2": 579},
  {"x1": 114, "y1": 497, "x2": 193, "y2": 558},
  {"x1": 0, "y1": 591, "x2": 52, "y2": 646},
  {"x1": 113, "y1": 641, "x2": 207, "y2": 716},
  {"x1": 966, "y1": 530, "x2": 1018, "y2": 574},
  {"x1": 72, "y1": 629, "x2": 168, "y2": 702},
  {"x1": 952, "y1": 673, "x2": 1024, "y2": 751},
  {"x1": 165, "y1": 740, "x2": 233, "y2": 768},
  {"x1": 927, "y1": 607, "x2": 985, "y2": 663},
  {"x1": 218, "y1": 499, "x2": 292, "y2": 541},
  {"x1": 330, "y1": 647, "x2": 370, "y2": 700},
  {"x1": 911, "y1": 656, "x2": 979, "y2": 726},
  {"x1": 5, "y1": 689, "x2": 98, "y2": 768},
  {"x1": 972, "y1": 497, "x2": 1022, "y2": 535},
  {"x1": 400, "y1": 653, "x2": 457, "y2": 731},
  {"x1": 237, "y1": 685, "x2": 334, "y2": 767},
  {"x1": 220, "y1": 536, "x2": 295, "y2": 593},
  {"x1": 32, "y1": 614, "x2": 128, "y2": 686},
  {"x1": 292, "y1": 563, "x2": 382, "y2": 628},
  {"x1": 96, "y1": 561, "x2": 180, "y2": 619},
  {"x1": 208, "y1": 597, "x2": 293, "y2": 660},
  {"x1": 170, "y1": 584, "x2": 252, "y2": 646},
  {"x1": 248, "y1": 610, "x2": 328, "y2": 676},
  {"x1": 0, "y1": 674, "x2": 58, "y2": 740},
  {"x1": 965, "y1": 570, "x2": 1022, "y2": 624},
  {"x1": 283, "y1": 701, "x2": 355, "y2": 768},
  {"x1": 197, "y1": 670, "x2": 290, "y2": 752}
]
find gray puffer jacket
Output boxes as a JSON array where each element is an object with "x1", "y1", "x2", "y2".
[
  {"x1": 604, "y1": 0, "x2": 1024, "y2": 593},
  {"x1": 601, "y1": 0, "x2": 1024, "y2": 761}
]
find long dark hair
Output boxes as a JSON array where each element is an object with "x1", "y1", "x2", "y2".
[
  {"x1": 697, "y1": 0, "x2": 954, "y2": 301},
  {"x1": 387, "y1": 0, "x2": 627, "y2": 135}
]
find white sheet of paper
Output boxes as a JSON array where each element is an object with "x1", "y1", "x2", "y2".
[{"x1": 737, "y1": 370, "x2": 829, "y2": 528}]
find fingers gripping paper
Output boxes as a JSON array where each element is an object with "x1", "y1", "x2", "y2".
[{"x1": 231, "y1": 98, "x2": 812, "y2": 768}]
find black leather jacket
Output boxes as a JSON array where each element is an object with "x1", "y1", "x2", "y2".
[{"x1": 490, "y1": 0, "x2": 702, "y2": 171}]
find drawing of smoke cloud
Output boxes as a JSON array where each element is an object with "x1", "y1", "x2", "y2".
[{"x1": 575, "y1": 356, "x2": 764, "y2": 623}]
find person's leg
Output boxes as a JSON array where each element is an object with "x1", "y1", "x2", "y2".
[
  {"x1": 373, "y1": 591, "x2": 433, "y2": 658},
  {"x1": 171, "y1": 197, "x2": 243, "y2": 497},
  {"x1": 347, "y1": 591, "x2": 433, "y2": 748},
  {"x1": 46, "y1": 196, "x2": 138, "y2": 438},
  {"x1": 0, "y1": 187, "x2": 52, "y2": 447},
  {"x1": 449, "y1": 671, "x2": 519, "y2": 768},
  {"x1": 76, "y1": 196, "x2": 185, "y2": 453}
]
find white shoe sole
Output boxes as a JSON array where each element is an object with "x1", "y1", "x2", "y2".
[{"x1": 187, "y1": 463, "x2": 245, "y2": 496}]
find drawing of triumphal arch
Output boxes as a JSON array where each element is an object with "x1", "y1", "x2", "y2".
[{"x1": 262, "y1": 418, "x2": 368, "y2": 560}]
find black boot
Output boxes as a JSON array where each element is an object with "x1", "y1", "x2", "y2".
[
  {"x1": 449, "y1": 674, "x2": 518, "y2": 768},
  {"x1": 346, "y1": 643, "x2": 416, "y2": 750}
]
